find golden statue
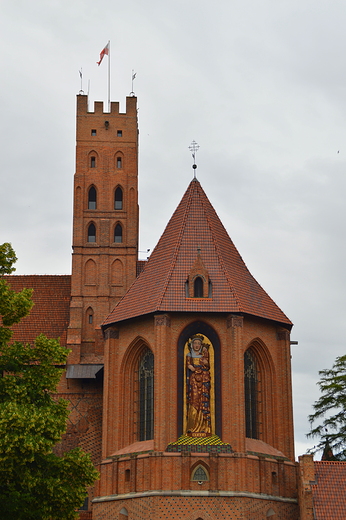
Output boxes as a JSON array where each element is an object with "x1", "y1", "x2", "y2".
[{"x1": 185, "y1": 335, "x2": 212, "y2": 437}]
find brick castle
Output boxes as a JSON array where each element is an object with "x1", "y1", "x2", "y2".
[{"x1": 7, "y1": 93, "x2": 345, "y2": 520}]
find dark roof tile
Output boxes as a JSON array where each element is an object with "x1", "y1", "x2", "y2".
[
  {"x1": 4, "y1": 275, "x2": 71, "y2": 346},
  {"x1": 311, "y1": 461, "x2": 346, "y2": 519}
]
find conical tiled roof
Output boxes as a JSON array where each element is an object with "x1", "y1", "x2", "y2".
[{"x1": 103, "y1": 179, "x2": 292, "y2": 327}]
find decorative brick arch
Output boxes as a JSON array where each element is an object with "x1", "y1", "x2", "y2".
[
  {"x1": 190, "y1": 459, "x2": 210, "y2": 481},
  {"x1": 244, "y1": 338, "x2": 276, "y2": 445},
  {"x1": 114, "y1": 150, "x2": 124, "y2": 169},
  {"x1": 119, "y1": 337, "x2": 153, "y2": 446},
  {"x1": 84, "y1": 259, "x2": 97, "y2": 285},
  {"x1": 186, "y1": 510, "x2": 213, "y2": 520},
  {"x1": 177, "y1": 320, "x2": 222, "y2": 437},
  {"x1": 88, "y1": 150, "x2": 98, "y2": 168},
  {"x1": 111, "y1": 258, "x2": 123, "y2": 285}
]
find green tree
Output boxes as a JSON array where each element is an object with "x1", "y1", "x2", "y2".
[
  {"x1": 307, "y1": 354, "x2": 346, "y2": 460},
  {"x1": 0, "y1": 243, "x2": 98, "y2": 519}
]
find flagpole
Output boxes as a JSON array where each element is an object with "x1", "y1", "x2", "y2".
[{"x1": 108, "y1": 40, "x2": 111, "y2": 112}]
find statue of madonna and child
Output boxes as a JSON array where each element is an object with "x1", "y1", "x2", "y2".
[{"x1": 185, "y1": 335, "x2": 213, "y2": 437}]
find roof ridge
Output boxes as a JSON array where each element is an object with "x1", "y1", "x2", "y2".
[
  {"x1": 156, "y1": 180, "x2": 194, "y2": 308},
  {"x1": 201, "y1": 190, "x2": 242, "y2": 310}
]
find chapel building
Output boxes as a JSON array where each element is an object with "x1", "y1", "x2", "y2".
[{"x1": 7, "y1": 93, "x2": 339, "y2": 520}]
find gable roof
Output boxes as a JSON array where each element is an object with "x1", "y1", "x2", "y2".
[
  {"x1": 103, "y1": 179, "x2": 292, "y2": 328},
  {"x1": 311, "y1": 461, "x2": 346, "y2": 519},
  {"x1": 4, "y1": 275, "x2": 71, "y2": 346}
]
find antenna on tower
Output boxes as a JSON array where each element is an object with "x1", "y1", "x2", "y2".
[{"x1": 189, "y1": 141, "x2": 199, "y2": 179}]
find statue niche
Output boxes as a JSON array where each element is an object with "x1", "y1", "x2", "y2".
[{"x1": 184, "y1": 334, "x2": 215, "y2": 437}]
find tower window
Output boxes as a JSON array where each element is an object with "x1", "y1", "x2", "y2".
[
  {"x1": 137, "y1": 348, "x2": 154, "y2": 441},
  {"x1": 194, "y1": 276, "x2": 203, "y2": 297},
  {"x1": 117, "y1": 130, "x2": 122, "y2": 137},
  {"x1": 90, "y1": 156, "x2": 96, "y2": 168},
  {"x1": 117, "y1": 157, "x2": 122, "y2": 169},
  {"x1": 88, "y1": 186, "x2": 97, "y2": 209},
  {"x1": 115, "y1": 187, "x2": 123, "y2": 210},
  {"x1": 114, "y1": 223, "x2": 122, "y2": 243},
  {"x1": 91, "y1": 129, "x2": 96, "y2": 136},
  {"x1": 87, "y1": 223, "x2": 96, "y2": 243},
  {"x1": 244, "y1": 350, "x2": 259, "y2": 439},
  {"x1": 88, "y1": 314, "x2": 93, "y2": 324}
]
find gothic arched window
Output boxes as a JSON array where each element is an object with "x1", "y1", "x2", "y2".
[
  {"x1": 88, "y1": 186, "x2": 97, "y2": 209},
  {"x1": 137, "y1": 348, "x2": 154, "y2": 441},
  {"x1": 87, "y1": 223, "x2": 96, "y2": 243},
  {"x1": 114, "y1": 223, "x2": 122, "y2": 243},
  {"x1": 191, "y1": 464, "x2": 209, "y2": 482},
  {"x1": 194, "y1": 276, "x2": 203, "y2": 297},
  {"x1": 244, "y1": 349, "x2": 259, "y2": 439},
  {"x1": 114, "y1": 187, "x2": 123, "y2": 210}
]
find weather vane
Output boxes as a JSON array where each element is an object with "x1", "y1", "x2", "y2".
[
  {"x1": 189, "y1": 141, "x2": 199, "y2": 178},
  {"x1": 130, "y1": 70, "x2": 137, "y2": 96}
]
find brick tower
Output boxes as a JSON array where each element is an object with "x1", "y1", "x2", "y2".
[
  {"x1": 94, "y1": 179, "x2": 299, "y2": 519},
  {"x1": 56, "y1": 94, "x2": 139, "y2": 512},
  {"x1": 67, "y1": 94, "x2": 139, "y2": 364}
]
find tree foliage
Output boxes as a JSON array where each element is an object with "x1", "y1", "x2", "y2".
[
  {"x1": 0, "y1": 243, "x2": 98, "y2": 519},
  {"x1": 307, "y1": 354, "x2": 346, "y2": 460}
]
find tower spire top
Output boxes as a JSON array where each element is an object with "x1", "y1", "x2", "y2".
[{"x1": 189, "y1": 140, "x2": 199, "y2": 178}]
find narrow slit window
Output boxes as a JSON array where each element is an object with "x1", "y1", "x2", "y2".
[
  {"x1": 114, "y1": 223, "x2": 122, "y2": 243},
  {"x1": 88, "y1": 223, "x2": 96, "y2": 243},
  {"x1": 138, "y1": 348, "x2": 154, "y2": 441},
  {"x1": 90, "y1": 156, "x2": 96, "y2": 168},
  {"x1": 115, "y1": 187, "x2": 123, "y2": 210},
  {"x1": 91, "y1": 129, "x2": 96, "y2": 136},
  {"x1": 88, "y1": 186, "x2": 97, "y2": 209},
  {"x1": 117, "y1": 157, "x2": 122, "y2": 169},
  {"x1": 244, "y1": 350, "x2": 259, "y2": 439},
  {"x1": 117, "y1": 130, "x2": 123, "y2": 137}
]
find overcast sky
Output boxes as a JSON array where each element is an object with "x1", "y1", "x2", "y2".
[{"x1": 1, "y1": 0, "x2": 346, "y2": 459}]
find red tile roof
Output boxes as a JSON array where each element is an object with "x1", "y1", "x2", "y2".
[
  {"x1": 4, "y1": 275, "x2": 71, "y2": 346},
  {"x1": 103, "y1": 179, "x2": 292, "y2": 327},
  {"x1": 311, "y1": 461, "x2": 346, "y2": 519}
]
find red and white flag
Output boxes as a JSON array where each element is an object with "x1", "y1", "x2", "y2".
[{"x1": 97, "y1": 42, "x2": 109, "y2": 66}]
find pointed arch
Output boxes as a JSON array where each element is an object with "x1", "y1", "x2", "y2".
[
  {"x1": 244, "y1": 338, "x2": 275, "y2": 444},
  {"x1": 114, "y1": 222, "x2": 123, "y2": 243},
  {"x1": 178, "y1": 321, "x2": 221, "y2": 437},
  {"x1": 114, "y1": 151, "x2": 124, "y2": 170},
  {"x1": 111, "y1": 258, "x2": 124, "y2": 285},
  {"x1": 87, "y1": 222, "x2": 96, "y2": 243},
  {"x1": 88, "y1": 150, "x2": 98, "y2": 169},
  {"x1": 185, "y1": 511, "x2": 214, "y2": 520},
  {"x1": 114, "y1": 186, "x2": 123, "y2": 210},
  {"x1": 85, "y1": 306, "x2": 94, "y2": 325},
  {"x1": 88, "y1": 185, "x2": 97, "y2": 209},
  {"x1": 85, "y1": 259, "x2": 97, "y2": 285},
  {"x1": 119, "y1": 507, "x2": 128, "y2": 519},
  {"x1": 120, "y1": 337, "x2": 154, "y2": 446},
  {"x1": 84, "y1": 306, "x2": 95, "y2": 342},
  {"x1": 191, "y1": 461, "x2": 210, "y2": 481}
]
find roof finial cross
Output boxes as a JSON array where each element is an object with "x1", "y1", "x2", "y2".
[{"x1": 189, "y1": 140, "x2": 199, "y2": 178}]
